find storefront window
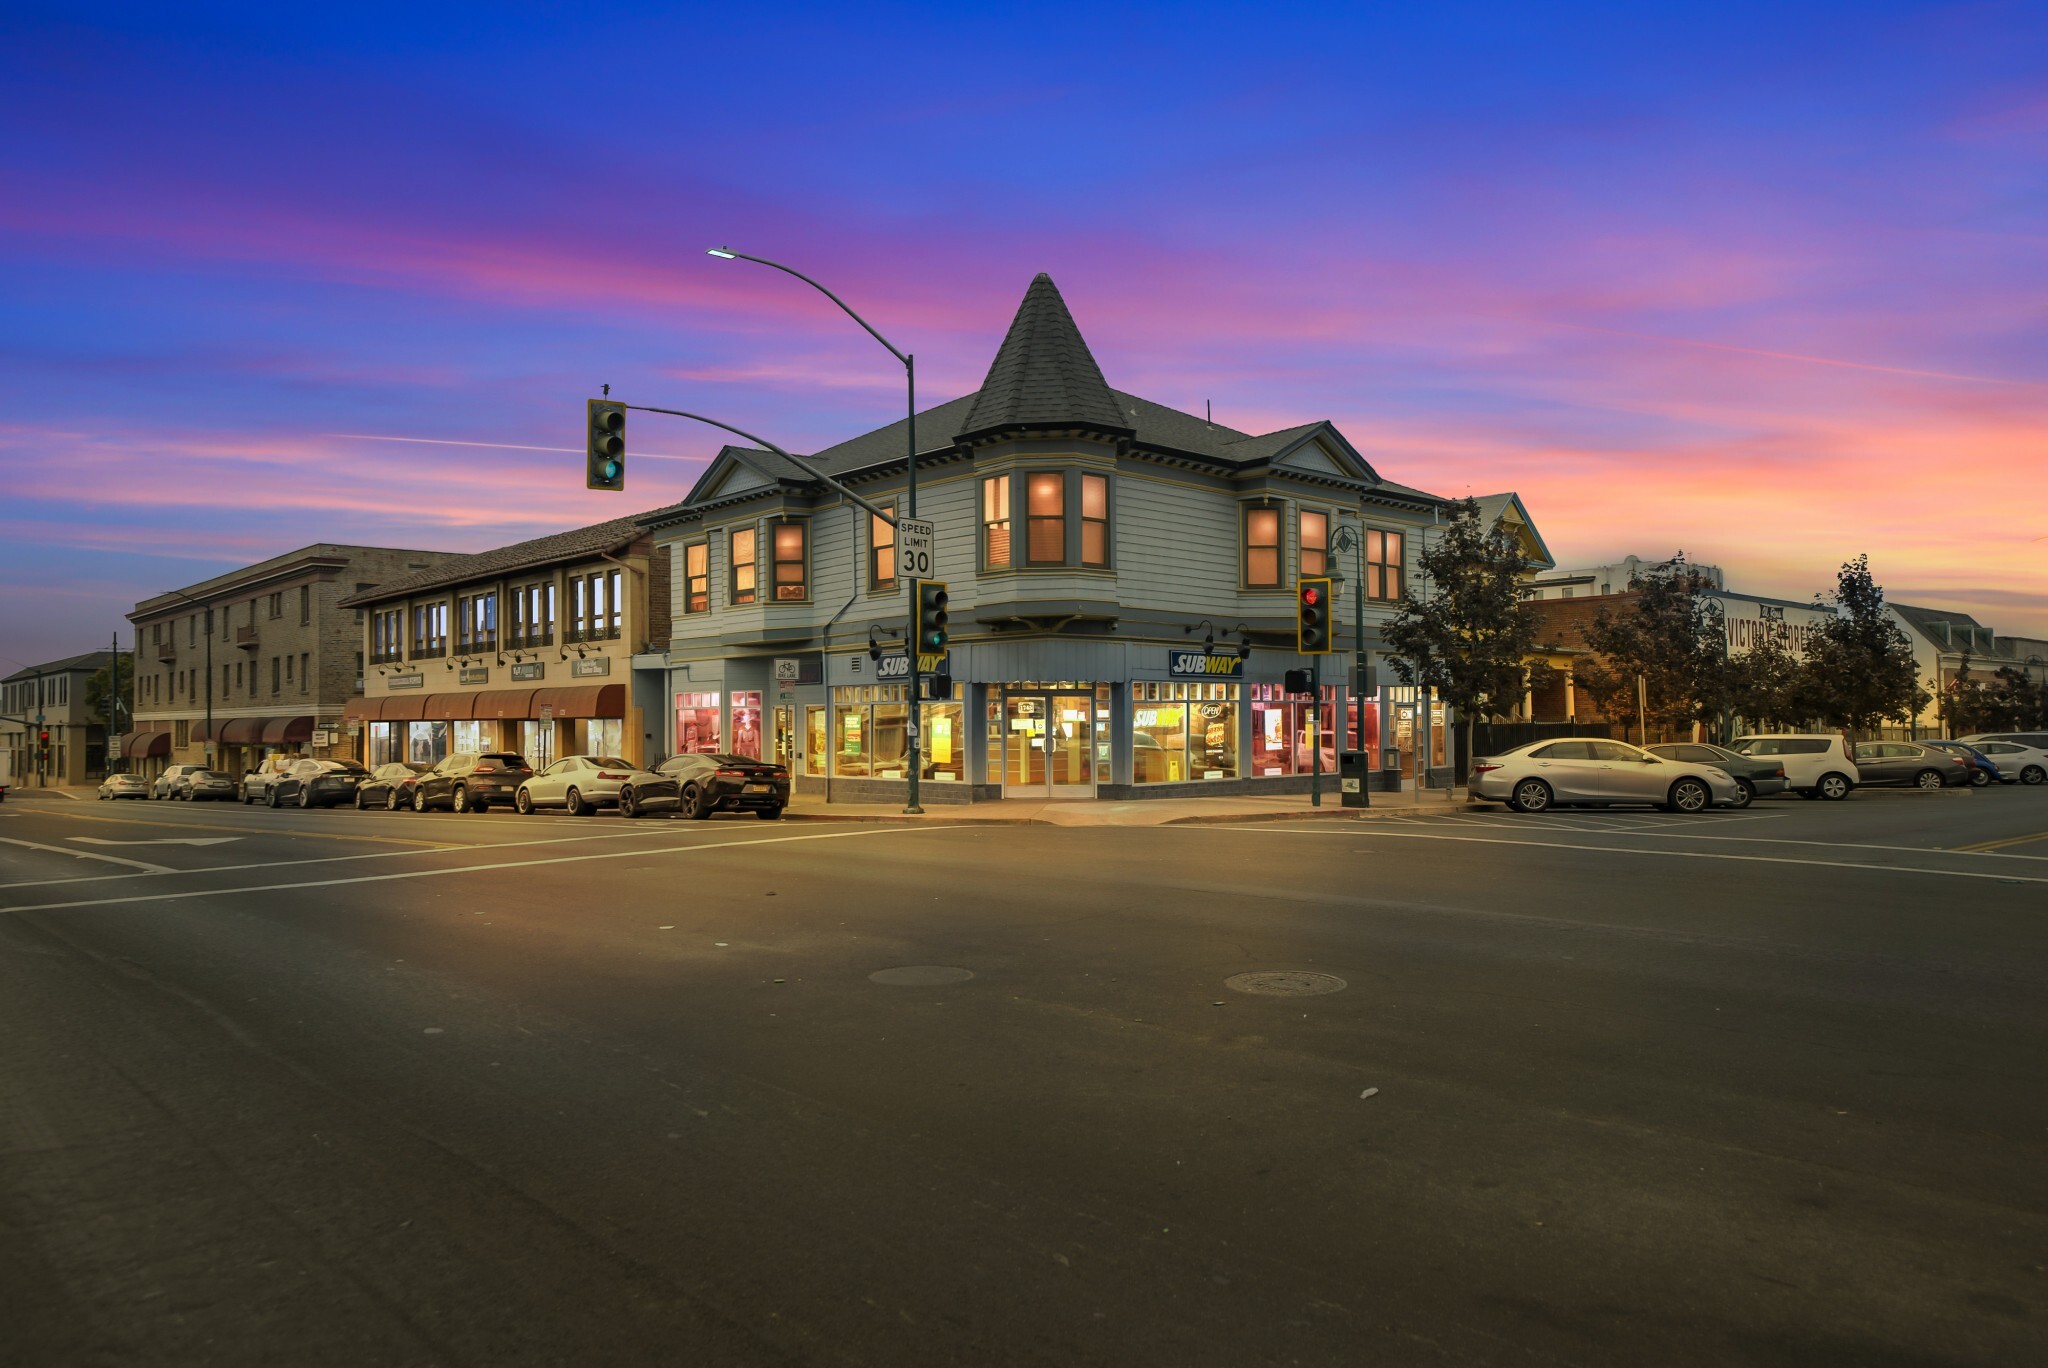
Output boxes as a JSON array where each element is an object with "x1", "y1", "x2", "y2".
[
  {"x1": 1248, "y1": 683, "x2": 1338, "y2": 777},
  {"x1": 407, "y1": 720, "x2": 448, "y2": 764},
  {"x1": 922, "y1": 701, "x2": 965, "y2": 781},
  {"x1": 368, "y1": 721, "x2": 396, "y2": 767},
  {"x1": 1430, "y1": 696, "x2": 1448, "y2": 770},
  {"x1": 729, "y1": 692, "x2": 763, "y2": 758},
  {"x1": 1132, "y1": 681, "x2": 1240, "y2": 784},
  {"x1": 1347, "y1": 699, "x2": 1382, "y2": 770},
  {"x1": 676, "y1": 691, "x2": 721, "y2": 754},
  {"x1": 451, "y1": 720, "x2": 483, "y2": 754},
  {"x1": 805, "y1": 706, "x2": 827, "y2": 776},
  {"x1": 520, "y1": 719, "x2": 557, "y2": 769},
  {"x1": 830, "y1": 684, "x2": 964, "y2": 779},
  {"x1": 833, "y1": 696, "x2": 869, "y2": 776},
  {"x1": 586, "y1": 719, "x2": 623, "y2": 758}
]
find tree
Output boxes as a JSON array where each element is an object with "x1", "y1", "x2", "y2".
[
  {"x1": 84, "y1": 653, "x2": 133, "y2": 731},
  {"x1": 1574, "y1": 554, "x2": 1726, "y2": 742},
  {"x1": 1383, "y1": 498, "x2": 1550, "y2": 776},
  {"x1": 1795, "y1": 555, "x2": 1921, "y2": 737},
  {"x1": 1724, "y1": 627, "x2": 1805, "y2": 736}
]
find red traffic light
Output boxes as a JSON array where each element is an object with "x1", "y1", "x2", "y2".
[{"x1": 1301, "y1": 587, "x2": 1320, "y2": 606}]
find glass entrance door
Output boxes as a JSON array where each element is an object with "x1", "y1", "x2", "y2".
[{"x1": 1002, "y1": 692, "x2": 1097, "y2": 798}]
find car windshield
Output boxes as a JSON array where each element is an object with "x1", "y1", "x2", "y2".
[
  {"x1": 476, "y1": 754, "x2": 529, "y2": 770},
  {"x1": 325, "y1": 762, "x2": 368, "y2": 774}
]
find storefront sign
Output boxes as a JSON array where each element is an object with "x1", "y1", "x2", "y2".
[
  {"x1": 387, "y1": 673, "x2": 424, "y2": 689},
  {"x1": 538, "y1": 703, "x2": 554, "y2": 722},
  {"x1": 877, "y1": 653, "x2": 910, "y2": 680},
  {"x1": 1167, "y1": 651, "x2": 1245, "y2": 679},
  {"x1": 459, "y1": 666, "x2": 489, "y2": 684},
  {"x1": 775, "y1": 657, "x2": 801, "y2": 681},
  {"x1": 571, "y1": 655, "x2": 611, "y2": 677},
  {"x1": 510, "y1": 661, "x2": 545, "y2": 681}
]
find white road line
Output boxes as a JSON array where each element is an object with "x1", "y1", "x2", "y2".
[
  {"x1": 0, "y1": 825, "x2": 939, "y2": 914},
  {"x1": 1179, "y1": 825, "x2": 2048, "y2": 885},
  {"x1": 0, "y1": 823, "x2": 758, "y2": 891},
  {"x1": 0, "y1": 835, "x2": 175, "y2": 875}
]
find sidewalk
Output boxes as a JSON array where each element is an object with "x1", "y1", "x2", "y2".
[{"x1": 783, "y1": 786, "x2": 1477, "y2": 827}]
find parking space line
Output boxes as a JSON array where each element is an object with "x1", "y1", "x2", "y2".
[
  {"x1": 1180, "y1": 824, "x2": 2048, "y2": 885},
  {"x1": 0, "y1": 835, "x2": 175, "y2": 875}
]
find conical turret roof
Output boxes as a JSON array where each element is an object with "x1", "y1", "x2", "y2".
[{"x1": 957, "y1": 274, "x2": 1131, "y2": 440}]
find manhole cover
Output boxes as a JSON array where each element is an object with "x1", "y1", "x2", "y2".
[
  {"x1": 869, "y1": 965, "x2": 976, "y2": 986},
  {"x1": 1224, "y1": 971, "x2": 1347, "y2": 997}
]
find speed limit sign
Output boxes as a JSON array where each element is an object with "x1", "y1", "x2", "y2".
[{"x1": 897, "y1": 518, "x2": 934, "y2": 579}]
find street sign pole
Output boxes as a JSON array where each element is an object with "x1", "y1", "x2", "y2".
[
  {"x1": 1310, "y1": 654, "x2": 1321, "y2": 807},
  {"x1": 898, "y1": 518, "x2": 935, "y2": 816}
]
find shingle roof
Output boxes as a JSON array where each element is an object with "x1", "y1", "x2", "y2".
[
  {"x1": 338, "y1": 515, "x2": 658, "y2": 607},
  {"x1": 1891, "y1": 602, "x2": 2011, "y2": 657},
  {"x1": 958, "y1": 274, "x2": 1131, "y2": 439},
  {"x1": 2, "y1": 649, "x2": 115, "y2": 682}
]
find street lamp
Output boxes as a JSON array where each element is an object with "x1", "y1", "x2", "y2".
[{"x1": 706, "y1": 246, "x2": 928, "y2": 813}]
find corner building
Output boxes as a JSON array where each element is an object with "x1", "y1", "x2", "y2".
[{"x1": 651, "y1": 274, "x2": 1526, "y2": 801}]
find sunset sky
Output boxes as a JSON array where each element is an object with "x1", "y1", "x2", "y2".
[{"x1": 3, "y1": 1, "x2": 2044, "y2": 668}]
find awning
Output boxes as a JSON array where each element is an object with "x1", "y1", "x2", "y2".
[
  {"x1": 471, "y1": 688, "x2": 536, "y2": 720},
  {"x1": 534, "y1": 683, "x2": 626, "y2": 719},
  {"x1": 381, "y1": 696, "x2": 426, "y2": 721},
  {"x1": 261, "y1": 715, "x2": 315, "y2": 745},
  {"x1": 220, "y1": 716, "x2": 269, "y2": 745},
  {"x1": 342, "y1": 696, "x2": 376, "y2": 724},
  {"x1": 189, "y1": 719, "x2": 213, "y2": 743},
  {"x1": 424, "y1": 692, "x2": 475, "y2": 721},
  {"x1": 121, "y1": 730, "x2": 170, "y2": 758}
]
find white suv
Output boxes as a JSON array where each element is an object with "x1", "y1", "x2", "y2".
[{"x1": 1728, "y1": 734, "x2": 1861, "y2": 800}]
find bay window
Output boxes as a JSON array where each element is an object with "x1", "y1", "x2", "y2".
[
  {"x1": 684, "y1": 542, "x2": 709, "y2": 614},
  {"x1": 730, "y1": 528, "x2": 757, "y2": 604},
  {"x1": 1299, "y1": 509, "x2": 1328, "y2": 576},
  {"x1": 1081, "y1": 473, "x2": 1109, "y2": 567},
  {"x1": 772, "y1": 522, "x2": 807, "y2": 600},
  {"x1": 1026, "y1": 473, "x2": 1065, "y2": 564},
  {"x1": 1244, "y1": 507, "x2": 1281, "y2": 587},
  {"x1": 982, "y1": 476, "x2": 1011, "y2": 568}
]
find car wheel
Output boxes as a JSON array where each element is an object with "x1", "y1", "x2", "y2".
[
  {"x1": 1969, "y1": 769, "x2": 1991, "y2": 788},
  {"x1": 1727, "y1": 778, "x2": 1753, "y2": 809},
  {"x1": 388, "y1": 788, "x2": 405, "y2": 811},
  {"x1": 565, "y1": 787, "x2": 586, "y2": 816},
  {"x1": 243, "y1": 789, "x2": 255, "y2": 804},
  {"x1": 1817, "y1": 772, "x2": 1851, "y2": 801},
  {"x1": 354, "y1": 789, "x2": 367, "y2": 810},
  {"x1": 413, "y1": 787, "x2": 429, "y2": 813},
  {"x1": 1668, "y1": 778, "x2": 1711, "y2": 813},
  {"x1": 681, "y1": 783, "x2": 710, "y2": 820},
  {"x1": 1914, "y1": 768, "x2": 1944, "y2": 790},
  {"x1": 1509, "y1": 779, "x2": 1552, "y2": 813},
  {"x1": 515, "y1": 788, "x2": 534, "y2": 815},
  {"x1": 619, "y1": 788, "x2": 639, "y2": 819},
  {"x1": 298, "y1": 785, "x2": 313, "y2": 808},
  {"x1": 756, "y1": 804, "x2": 784, "y2": 821},
  {"x1": 452, "y1": 784, "x2": 470, "y2": 814},
  {"x1": 2023, "y1": 765, "x2": 2046, "y2": 786}
]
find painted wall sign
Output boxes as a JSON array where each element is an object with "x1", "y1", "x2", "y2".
[
  {"x1": 386, "y1": 673, "x2": 424, "y2": 689},
  {"x1": 1167, "y1": 651, "x2": 1246, "y2": 679},
  {"x1": 459, "y1": 666, "x2": 489, "y2": 684},
  {"x1": 571, "y1": 656, "x2": 612, "y2": 677},
  {"x1": 510, "y1": 661, "x2": 545, "y2": 681}
]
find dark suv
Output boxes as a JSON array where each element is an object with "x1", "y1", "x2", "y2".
[{"x1": 413, "y1": 752, "x2": 532, "y2": 813}]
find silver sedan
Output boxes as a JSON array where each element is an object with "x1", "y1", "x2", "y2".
[
  {"x1": 514, "y1": 755, "x2": 637, "y2": 816},
  {"x1": 1471, "y1": 738, "x2": 1746, "y2": 813}
]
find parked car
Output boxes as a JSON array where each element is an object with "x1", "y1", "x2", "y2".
[
  {"x1": 1919, "y1": 739, "x2": 2005, "y2": 786},
  {"x1": 152, "y1": 763, "x2": 211, "y2": 800},
  {"x1": 97, "y1": 772, "x2": 151, "y2": 800},
  {"x1": 240, "y1": 754, "x2": 300, "y2": 805},
  {"x1": 1960, "y1": 731, "x2": 2048, "y2": 751},
  {"x1": 268, "y1": 758, "x2": 370, "y2": 808},
  {"x1": 1961, "y1": 739, "x2": 2048, "y2": 786},
  {"x1": 614, "y1": 753, "x2": 791, "y2": 820},
  {"x1": 513, "y1": 755, "x2": 638, "y2": 815},
  {"x1": 356, "y1": 761, "x2": 432, "y2": 810},
  {"x1": 1470, "y1": 738, "x2": 1744, "y2": 813},
  {"x1": 1643, "y1": 742, "x2": 1788, "y2": 806},
  {"x1": 412, "y1": 752, "x2": 532, "y2": 813},
  {"x1": 182, "y1": 768, "x2": 239, "y2": 801},
  {"x1": 1849, "y1": 741, "x2": 1973, "y2": 790},
  {"x1": 1726, "y1": 734, "x2": 1862, "y2": 800}
]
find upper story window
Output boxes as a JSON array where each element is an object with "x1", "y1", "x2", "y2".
[
  {"x1": 730, "y1": 528, "x2": 758, "y2": 605},
  {"x1": 188, "y1": 614, "x2": 197, "y2": 646},
  {"x1": 456, "y1": 592, "x2": 497, "y2": 652},
  {"x1": 370, "y1": 608, "x2": 404, "y2": 664},
  {"x1": 1366, "y1": 529, "x2": 1405, "y2": 600},
  {"x1": 772, "y1": 522, "x2": 808, "y2": 601},
  {"x1": 1081, "y1": 474, "x2": 1109, "y2": 568},
  {"x1": 1243, "y1": 507, "x2": 1281, "y2": 587},
  {"x1": 569, "y1": 568, "x2": 623, "y2": 641},
  {"x1": 268, "y1": 591, "x2": 283, "y2": 619},
  {"x1": 982, "y1": 477, "x2": 1011, "y2": 568},
  {"x1": 1026, "y1": 473, "x2": 1065, "y2": 564},
  {"x1": 509, "y1": 582, "x2": 555, "y2": 647},
  {"x1": 869, "y1": 505, "x2": 896, "y2": 591},
  {"x1": 299, "y1": 584, "x2": 311, "y2": 624},
  {"x1": 684, "y1": 543, "x2": 709, "y2": 614},
  {"x1": 410, "y1": 602, "x2": 448, "y2": 658},
  {"x1": 1299, "y1": 509, "x2": 1328, "y2": 576}
]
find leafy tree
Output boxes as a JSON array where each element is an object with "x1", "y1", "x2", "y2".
[
  {"x1": 1949, "y1": 659, "x2": 2048, "y2": 734},
  {"x1": 1574, "y1": 554, "x2": 1726, "y2": 742},
  {"x1": 1795, "y1": 555, "x2": 1921, "y2": 737},
  {"x1": 1724, "y1": 627, "x2": 1806, "y2": 736},
  {"x1": 84, "y1": 653, "x2": 133, "y2": 731},
  {"x1": 1383, "y1": 498, "x2": 1550, "y2": 775}
]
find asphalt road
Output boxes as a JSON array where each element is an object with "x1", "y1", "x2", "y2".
[{"x1": 3, "y1": 785, "x2": 2045, "y2": 1366}]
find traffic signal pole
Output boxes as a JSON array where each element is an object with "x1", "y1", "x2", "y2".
[{"x1": 1310, "y1": 653, "x2": 1321, "y2": 807}]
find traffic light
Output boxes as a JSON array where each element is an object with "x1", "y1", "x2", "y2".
[
  {"x1": 914, "y1": 580, "x2": 949, "y2": 658},
  {"x1": 1297, "y1": 575, "x2": 1332, "y2": 654},
  {"x1": 38, "y1": 728, "x2": 50, "y2": 748},
  {"x1": 1283, "y1": 668, "x2": 1313, "y2": 696},
  {"x1": 586, "y1": 399, "x2": 626, "y2": 491},
  {"x1": 925, "y1": 669, "x2": 953, "y2": 701}
]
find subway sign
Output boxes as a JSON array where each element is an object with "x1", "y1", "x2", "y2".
[
  {"x1": 1167, "y1": 650, "x2": 1246, "y2": 679},
  {"x1": 876, "y1": 652, "x2": 948, "y2": 680}
]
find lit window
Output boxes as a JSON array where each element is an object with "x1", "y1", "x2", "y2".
[
  {"x1": 1366, "y1": 530, "x2": 1405, "y2": 600},
  {"x1": 1244, "y1": 507, "x2": 1281, "y2": 587},
  {"x1": 1299, "y1": 509, "x2": 1327, "y2": 576},
  {"x1": 684, "y1": 543, "x2": 709, "y2": 614},
  {"x1": 730, "y1": 528, "x2": 757, "y2": 605},
  {"x1": 1027, "y1": 473, "x2": 1064, "y2": 564},
  {"x1": 870, "y1": 505, "x2": 896, "y2": 590},
  {"x1": 982, "y1": 477, "x2": 1010, "y2": 568},
  {"x1": 772, "y1": 522, "x2": 807, "y2": 601},
  {"x1": 1081, "y1": 474, "x2": 1109, "y2": 567}
]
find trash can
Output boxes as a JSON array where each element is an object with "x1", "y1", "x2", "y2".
[{"x1": 1339, "y1": 751, "x2": 1371, "y2": 808}]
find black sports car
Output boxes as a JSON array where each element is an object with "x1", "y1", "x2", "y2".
[
  {"x1": 616, "y1": 753, "x2": 790, "y2": 819},
  {"x1": 356, "y1": 760, "x2": 432, "y2": 810}
]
